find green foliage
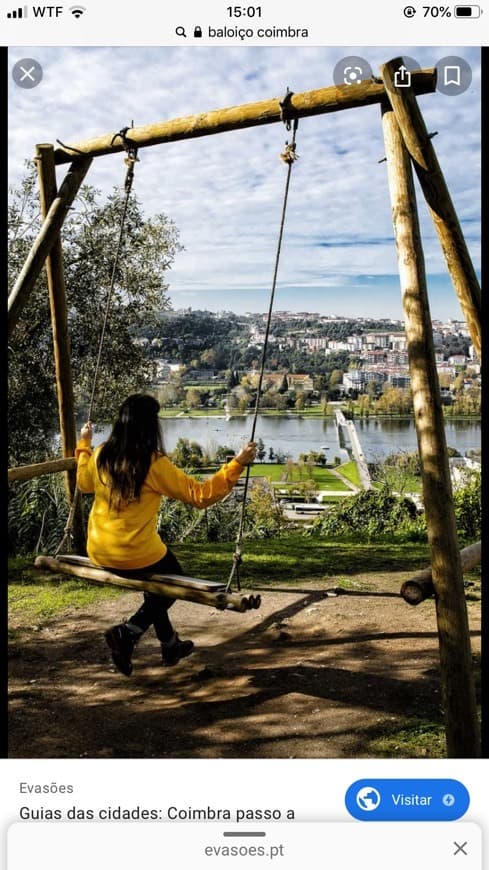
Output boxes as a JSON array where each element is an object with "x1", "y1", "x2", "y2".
[
  {"x1": 453, "y1": 470, "x2": 481, "y2": 544},
  {"x1": 310, "y1": 488, "x2": 421, "y2": 542},
  {"x1": 371, "y1": 451, "x2": 421, "y2": 494},
  {"x1": 8, "y1": 167, "x2": 180, "y2": 465},
  {"x1": 8, "y1": 476, "x2": 71, "y2": 554},
  {"x1": 245, "y1": 481, "x2": 287, "y2": 539},
  {"x1": 157, "y1": 494, "x2": 240, "y2": 544},
  {"x1": 170, "y1": 438, "x2": 206, "y2": 468}
]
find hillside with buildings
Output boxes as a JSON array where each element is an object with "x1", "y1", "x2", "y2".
[{"x1": 134, "y1": 310, "x2": 480, "y2": 415}]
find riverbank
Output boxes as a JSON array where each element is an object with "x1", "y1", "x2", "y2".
[{"x1": 158, "y1": 407, "x2": 481, "y2": 422}]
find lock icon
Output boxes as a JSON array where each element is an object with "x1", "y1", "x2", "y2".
[{"x1": 194, "y1": 25, "x2": 202, "y2": 37}]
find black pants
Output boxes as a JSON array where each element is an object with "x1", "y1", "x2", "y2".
[{"x1": 119, "y1": 549, "x2": 184, "y2": 643}]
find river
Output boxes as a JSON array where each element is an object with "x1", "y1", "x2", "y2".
[{"x1": 96, "y1": 415, "x2": 480, "y2": 462}]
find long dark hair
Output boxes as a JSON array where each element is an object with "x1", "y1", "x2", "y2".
[{"x1": 97, "y1": 394, "x2": 165, "y2": 510}]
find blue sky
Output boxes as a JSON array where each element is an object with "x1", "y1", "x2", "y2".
[{"x1": 8, "y1": 46, "x2": 481, "y2": 319}]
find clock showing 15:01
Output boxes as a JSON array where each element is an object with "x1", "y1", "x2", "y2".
[{"x1": 227, "y1": 6, "x2": 263, "y2": 16}]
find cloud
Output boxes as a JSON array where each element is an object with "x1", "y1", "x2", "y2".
[{"x1": 8, "y1": 46, "x2": 481, "y2": 315}]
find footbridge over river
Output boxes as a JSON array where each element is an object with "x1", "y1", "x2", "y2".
[{"x1": 335, "y1": 409, "x2": 372, "y2": 490}]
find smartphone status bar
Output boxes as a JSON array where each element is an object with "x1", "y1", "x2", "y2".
[{"x1": 4, "y1": 0, "x2": 487, "y2": 46}]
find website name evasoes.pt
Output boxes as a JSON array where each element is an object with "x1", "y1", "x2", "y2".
[{"x1": 204, "y1": 844, "x2": 285, "y2": 860}]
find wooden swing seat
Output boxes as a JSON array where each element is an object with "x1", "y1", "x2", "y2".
[
  {"x1": 34, "y1": 554, "x2": 261, "y2": 613},
  {"x1": 54, "y1": 554, "x2": 227, "y2": 591}
]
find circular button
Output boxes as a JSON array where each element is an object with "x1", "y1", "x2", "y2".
[
  {"x1": 12, "y1": 58, "x2": 43, "y2": 89},
  {"x1": 436, "y1": 56, "x2": 472, "y2": 95},
  {"x1": 356, "y1": 786, "x2": 381, "y2": 811},
  {"x1": 333, "y1": 56, "x2": 373, "y2": 88},
  {"x1": 383, "y1": 57, "x2": 421, "y2": 92}
]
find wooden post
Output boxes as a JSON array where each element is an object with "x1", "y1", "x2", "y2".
[
  {"x1": 401, "y1": 541, "x2": 481, "y2": 604},
  {"x1": 8, "y1": 155, "x2": 92, "y2": 337},
  {"x1": 52, "y1": 69, "x2": 436, "y2": 165},
  {"x1": 35, "y1": 145, "x2": 80, "y2": 522},
  {"x1": 8, "y1": 457, "x2": 77, "y2": 484},
  {"x1": 381, "y1": 100, "x2": 480, "y2": 757},
  {"x1": 380, "y1": 59, "x2": 481, "y2": 360}
]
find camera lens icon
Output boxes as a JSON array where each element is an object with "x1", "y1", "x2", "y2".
[
  {"x1": 344, "y1": 66, "x2": 362, "y2": 84},
  {"x1": 333, "y1": 56, "x2": 373, "y2": 88}
]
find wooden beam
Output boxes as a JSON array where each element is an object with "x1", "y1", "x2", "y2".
[
  {"x1": 52, "y1": 69, "x2": 436, "y2": 165},
  {"x1": 8, "y1": 156, "x2": 92, "y2": 337},
  {"x1": 34, "y1": 555, "x2": 260, "y2": 613},
  {"x1": 381, "y1": 100, "x2": 480, "y2": 757},
  {"x1": 401, "y1": 541, "x2": 481, "y2": 604},
  {"x1": 35, "y1": 144, "x2": 80, "y2": 515},
  {"x1": 380, "y1": 59, "x2": 481, "y2": 360},
  {"x1": 8, "y1": 457, "x2": 77, "y2": 484}
]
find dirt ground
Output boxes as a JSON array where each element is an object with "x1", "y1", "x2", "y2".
[{"x1": 8, "y1": 574, "x2": 481, "y2": 758}]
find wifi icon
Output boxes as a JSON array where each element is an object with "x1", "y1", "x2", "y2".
[{"x1": 69, "y1": 5, "x2": 86, "y2": 16}]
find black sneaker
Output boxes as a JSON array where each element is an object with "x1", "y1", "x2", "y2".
[
  {"x1": 161, "y1": 635, "x2": 194, "y2": 667},
  {"x1": 104, "y1": 624, "x2": 136, "y2": 676}
]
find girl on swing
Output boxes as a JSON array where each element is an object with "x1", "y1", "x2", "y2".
[{"x1": 76, "y1": 393, "x2": 256, "y2": 676}]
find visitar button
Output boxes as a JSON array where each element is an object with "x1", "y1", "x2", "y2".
[{"x1": 345, "y1": 779, "x2": 470, "y2": 821}]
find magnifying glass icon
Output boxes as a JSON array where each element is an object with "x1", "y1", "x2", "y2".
[{"x1": 176, "y1": 26, "x2": 187, "y2": 36}]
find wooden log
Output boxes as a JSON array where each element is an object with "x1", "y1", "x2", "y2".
[
  {"x1": 380, "y1": 59, "x2": 481, "y2": 360},
  {"x1": 8, "y1": 457, "x2": 77, "y2": 484},
  {"x1": 401, "y1": 541, "x2": 481, "y2": 604},
  {"x1": 381, "y1": 99, "x2": 480, "y2": 757},
  {"x1": 8, "y1": 156, "x2": 92, "y2": 337},
  {"x1": 34, "y1": 555, "x2": 254, "y2": 613},
  {"x1": 57, "y1": 554, "x2": 227, "y2": 592},
  {"x1": 35, "y1": 144, "x2": 84, "y2": 549},
  {"x1": 52, "y1": 69, "x2": 436, "y2": 165}
]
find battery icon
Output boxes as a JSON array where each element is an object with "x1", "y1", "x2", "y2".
[{"x1": 454, "y1": 5, "x2": 481, "y2": 15}]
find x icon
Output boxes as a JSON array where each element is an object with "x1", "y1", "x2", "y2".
[
  {"x1": 453, "y1": 841, "x2": 468, "y2": 856},
  {"x1": 20, "y1": 65, "x2": 36, "y2": 81}
]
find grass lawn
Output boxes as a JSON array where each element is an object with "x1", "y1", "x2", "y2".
[
  {"x1": 8, "y1": 558, "x2": 121, "y2": 628},
  {"x1": 8, "y1": 537, "x2": 430, "y2": 623},
  {"x1": 337, "y1": 461, "x2": 361, "y2": 487},
  {"x1": 172, "y1": 537, "x2": 430, "y2": 586},
  {"x1": 249, "y1": 463, "x2": 350, "y2": 490}
]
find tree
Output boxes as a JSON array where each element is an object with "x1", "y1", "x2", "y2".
[
  {"x1": 329, "y1": 369, "x2": 343, "y2": 387},
  {"x1": 227, "y1": 369, "x2": 240, "y2": 389},
  {"x1": 158, "y1": 383, "x2": 184, "y2": 407},
  {"x1": 170, "y1": 438, "x2": 204, "y2": 468},
  {"x1": 185, "y1": 388, "x2": 202, "y2": 410},
  {"x1": 200, "y1": 348, "x2": 218, "y2": 368},
  {"x1": 8, "y1": 168, "x2": 181, "y2": 466},
  {"x1": 256, "y1": 438, "x2": 266, "y2": 462},
  {"x1": 284, "y1": 458, "x2": 295, "y2": 481},
  {"x1": 277, "y1": 373, "x2": 289, "y2": 394},
  {"x1": 246, "y1": 481, "x2": 286, "y2": 539}
]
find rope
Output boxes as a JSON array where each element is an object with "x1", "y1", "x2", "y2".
[
  {"x1": 54, "y1": 131, "x2": 139, "y2": 556},
  {"x1": 226, "y1": 108, "x2": 299, "y2": 592}
]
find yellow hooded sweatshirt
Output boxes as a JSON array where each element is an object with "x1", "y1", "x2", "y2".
[{"x1": 75, "y1": 438, "x2": 244, "y2": 570}]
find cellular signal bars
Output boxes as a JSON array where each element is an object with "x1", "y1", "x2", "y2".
[{"x1": 7, "y1": 5, "x2": 28, "y2": 16}]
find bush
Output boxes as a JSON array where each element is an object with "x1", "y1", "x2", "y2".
[
  {"x1": 309, "y1": 488, "x2": 420, "y2": 542},
  {"x1": 9, "y1": 476, "x2": 71, "y2": 555},
  {"x1": 453, "y1": 471, "x2": 481, "y2": 545},
  {"x1": 244, "y1": 481, "x2": 287, "y2": 539}
]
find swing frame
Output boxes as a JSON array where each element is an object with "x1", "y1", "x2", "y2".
[{"x1": 8, "y1": 57, "x2": 481, "y2": 757}]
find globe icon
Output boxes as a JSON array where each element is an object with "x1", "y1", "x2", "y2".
[{"x1": 356, "y1": 786, "x2": 381, "y2": 811}]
